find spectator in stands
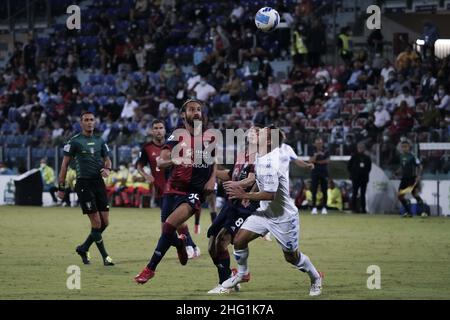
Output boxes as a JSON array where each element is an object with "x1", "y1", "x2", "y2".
[
  {"x1": 309, "y1": 137, "x2": 330, "y2": 215},
  {"x1": 422, "y1": 21, "x2": 439, "y2": 62},
  {"x1": 130, "y1": 0, "x2": 150, "y2": 21},
  {"x1": 291, "y1": 24, "x2": 309, "y2": 66},
  {"x1": 367, "y1": 29, "x2": 384, "y2": 55},
  {"x1": 434, "y1": 86, "x2": 450, "y2": 113},
  {"x1": 0, "y1": 162, "x2": 13, "y2": 175},
  {"x1": 394, "y1": 73, "x2": 412, "y2": 96},
  {"x1": 347, "y1": 142, "x2": 372, "y2": 213},
  {"x1": 220, "y1": 68, "x2": 242, "y2": 103},
  {"x1": 192, "y1": 77, "x2": 217, "y2": 102},
  {"x1": 346, "y1": 61, "x2": 364, "y2": 90},
  {"x1": 395, "y1": 87, "x2": 416, "y2": 108},
  {"x1": 327, "y1": 179, "x2": 343, "y2": 211},
  {"x1": 337, "y1": 26, "x2": 353, "y2": 66},
  {"x1": 39, "y1": 158, "x2": 58, "y2": 206},
  {"x1": 159, "y1": 57, "x2": 177, "y2": 83},
  {"x1": 380, "y1": 59, "x2": 395, "y2": 84},
  {"x1": 307, "y1": 18, "x2": 326, "y2": 68},
  {"x1": 121, "y1": 95, "x2": 139, "y2": 120},
  {"x1": 23, "y1": 38, "x2": 37, "y2": 75},
  {"x1": 267, "y1": 76, "x2": 282, "y2": 100},
  {"x1": 395, "y1": 45, "x2": 420, "y2": 75},
  {"x1": 420, "y1": 69, "x2": 437, "y2": 101},
  {"x1": 317, "y1": 92, "x2": 342, "y2": 120},
  {"x1": 374, "y1": 103, "x2": 391, "y2": 130}
]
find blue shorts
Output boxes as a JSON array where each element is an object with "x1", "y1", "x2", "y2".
[
  {"x1": 207, "y1": 202, "x2": 253, "y2": 238},
  {"x1": 160, "y1": 193, "x2": 202, "y2": 223}
]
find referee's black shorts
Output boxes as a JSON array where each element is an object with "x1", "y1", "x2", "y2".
[
  {"x1": 75, "y1": 178, "x2": 110, "y2": 215},
  {"x1": 399, "y1": 176, "x2": 417, "y2": 191}
]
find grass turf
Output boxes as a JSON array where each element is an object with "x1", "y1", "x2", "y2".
[{"x1": 0, "y1": 206, "x2": 449, "y2": 300}]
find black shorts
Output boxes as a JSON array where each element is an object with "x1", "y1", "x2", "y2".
[
  {"x1": 399, "y1": 176, "x2": 417, "y2": 191},
  {"x1": 207, "y1": 203, "x2": 253, "y2": 238},
  {"x1": 75, "y1": 178, "x2": 110, "y2": 215},
  {"x1": 160, "y1": 193, "x2": 202, "y2": 223}
]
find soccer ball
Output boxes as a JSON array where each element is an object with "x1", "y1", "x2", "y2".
[{"x1": 254, "y1": 7, "x2": 280, "y2": 32}]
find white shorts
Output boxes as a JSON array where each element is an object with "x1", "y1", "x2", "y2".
[{"x1": 241, "y1": 213, "x2": 300, "y2": 252}]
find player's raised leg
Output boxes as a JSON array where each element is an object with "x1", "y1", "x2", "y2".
[{"x1": 134, "y1": 203, "x2": 193, "y2": 284}]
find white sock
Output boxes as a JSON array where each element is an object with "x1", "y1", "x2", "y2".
[
  {"x1": 297, "y1": 252, "x2": 320, "y2": 282},
  {"x1": 233, "y1": 248, "x2": 249, "y2": 277}
]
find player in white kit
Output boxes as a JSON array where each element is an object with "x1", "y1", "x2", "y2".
[
  {"x1": 222, "y1": 126, "x2": 323, "y2": 296},
  {"x1": 262, "y1": 133, "x2": 314, "y2": 241}
]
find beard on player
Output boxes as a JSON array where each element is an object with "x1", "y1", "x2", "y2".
[{"x1": 185, "y1": 113, "x2": 202, "y2": 128}]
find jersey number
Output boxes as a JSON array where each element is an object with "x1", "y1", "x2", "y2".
[
  {"x1": 189, "y1": 193, "x2": 199, "y2": 201},
  {"x1": 235, "y1": 218, "x2": 244, "y2": 227}
]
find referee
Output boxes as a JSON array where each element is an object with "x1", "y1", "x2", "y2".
[
  {"x1": 58, "y1": 111, "x2": 114, "y2": 266},
  {"x1": 309, "y1": 137, "x2": 330, "y2": 215}
]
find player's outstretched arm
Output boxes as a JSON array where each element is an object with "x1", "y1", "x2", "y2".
[
  {"x1": 293, "y1": 159, "x2": 314, "y2": 170},
  {"x1": 57, "y1": 156, "x2": 72, "y2": 199}
]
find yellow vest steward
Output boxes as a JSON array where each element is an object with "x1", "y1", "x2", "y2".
[
  {"x1": 292, "y1": 31, "x2": 308, "y2": 55},
  {"x1": 339, "y1": 34, "x2": 351, "y2": 54}
]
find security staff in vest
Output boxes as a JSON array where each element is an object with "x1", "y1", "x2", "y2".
[
  {"x1": 291, "y1": 24, "x2": 308, "y2": 66},
  {"x1": 337, "y1": 26, "x2": 353, "y2": 66},
  {"x1": 347, "y1": 143, "x2": 372, "y2": 213}
]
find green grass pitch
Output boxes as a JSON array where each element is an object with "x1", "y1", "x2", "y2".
[{"x1": 0, "y1": 206, "x2": 449, "y2": 300}]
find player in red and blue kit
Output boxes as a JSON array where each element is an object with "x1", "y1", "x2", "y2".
[
  {"x1": 206, "y1": 126, "x2": 260, "y2": 294},
  {"x1": 137, "y1": 119, "x2": 199, "y2": 255},
  {"x1": 134, "y1": 99, "x2": 216, "y2": 284},
  {"x1": 136, "y1": 119, "x2": 167, "y2": 207}
]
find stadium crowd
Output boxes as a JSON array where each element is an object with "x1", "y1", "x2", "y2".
[{"x1": 1, "y1": 0, "x2": 450, "y2": 208}]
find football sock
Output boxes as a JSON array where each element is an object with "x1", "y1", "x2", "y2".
[
  {"x1": 215, "y1": 250, "x2": 231, "y2": 284},
  {"x1": 194, "y1": 212, "x2": 200, "y2": 226},
  {"x1": 90, "y1": 228, "x2": 109, "y2": 259},
  {"x1": 233, "y1": 248, "x2": 249, "y2": 277},
  {"x1": 400, "y1": 198, "x2": 411, "y2": 214},
  {"x1": 80, "y1": 231, "x2": 94, "y2": 252},
  {"x1": 296, "y1": 252, "x2": 320, "y2": 282},
  {"x1": 210, "y1": 212, "x2": 217, "y2": 222},
  {"x1": 415, "y1": 196, "x2": 424, "y2": 213},
  {"x1": 147, "y1": 222, "x2": 180, "y2": 271},
  {"x1": 178, "y1": 225, "x2": 197, "y2": 249}
]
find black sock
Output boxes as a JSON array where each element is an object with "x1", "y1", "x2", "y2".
[
  {"x1": 81, "y1": 232, "x2": 94, "y2": 252},
  {"x1": 215, "y1": 251, "x2": 231, "y2": 284},
  {"x1": 210, "y1": 212, "x2": 217, "y2": 223},
  {"x1": 415, "y1": 197, "x2": 424, "y2": 214},
  {"x1": 147, "y1": 223, "x2": 180, "y2": 271},
  {"x1": 195, "y1": 212, "x2": 200, "y2": 226},
  {"x1": 90, "y1": 228, "x2": 109, "y2": 259},
  {"x1": 400, "y1": 198, "x2": 411, "y2": 214}
]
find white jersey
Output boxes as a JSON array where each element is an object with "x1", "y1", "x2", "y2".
[{"x1": 254, "y1": 148, "x2": 298, "y2": 220}]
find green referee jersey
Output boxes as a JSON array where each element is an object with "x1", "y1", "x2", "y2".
[
  {"x1": 400, "y1": 152, "x2": 420, "y2": 179},
  {"x1": 63, "y1": 133, "x2": 110, "y2": 179}
]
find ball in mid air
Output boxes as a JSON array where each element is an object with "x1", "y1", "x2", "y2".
[{"x1": 254, "y1": 7, "x2": 280, "y2": 32}]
